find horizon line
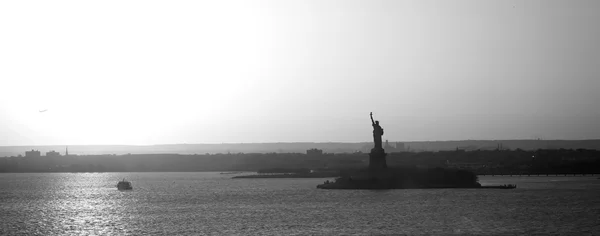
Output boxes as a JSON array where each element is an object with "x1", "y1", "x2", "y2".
[{"x1": 2, "y1": 138, "x2": 600, "y2": 147}]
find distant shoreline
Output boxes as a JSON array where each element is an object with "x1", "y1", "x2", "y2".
[
  {"x1": 2, "y1": 149, "x2": 599, "y2": 175},
  {"x1": 2, "y1": 139, "x2": 600, "y2": 157},
  {"x1": 233, "y1": 173, "x2": 339, "y2": 179}
]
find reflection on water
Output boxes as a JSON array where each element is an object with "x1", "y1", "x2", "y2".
[
  {"x1": 1, "y1": 173, "x2": 599, "y2": 235},
  {"x1": 2, "y1": 173, "x2": 134, "y2": 235}
]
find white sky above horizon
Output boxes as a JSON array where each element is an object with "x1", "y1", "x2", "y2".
[{"x1": 1, "y1": 0, "x2": 599, "y2": 146}]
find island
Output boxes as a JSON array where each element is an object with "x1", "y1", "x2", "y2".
[
  {"x1": 232, "y1": 168, "x2": 339, "y2": 179},
  {"x1": 317, "y1": 112, "x2": 516, "y2": 189}
]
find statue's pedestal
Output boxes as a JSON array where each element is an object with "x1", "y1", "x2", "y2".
[{"x1": 369, "y1": 148, "x2": 387, "y2": 170}]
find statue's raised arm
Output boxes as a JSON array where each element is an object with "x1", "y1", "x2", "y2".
[{"x1": 370, "y1": 112, "x2": 375, "y2": 125}]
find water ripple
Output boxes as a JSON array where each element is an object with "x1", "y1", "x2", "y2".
[{"x1": 1, "y1": 173, "x2": 598, "y2": 235}]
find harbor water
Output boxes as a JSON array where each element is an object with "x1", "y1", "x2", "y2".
[{"x1": 1, "y1": 173, "x2": 598, "y2": 235}]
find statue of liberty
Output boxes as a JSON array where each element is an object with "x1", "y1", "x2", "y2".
[{"x1": 370, "y1": 112, "x2": 384, "y2": 150}]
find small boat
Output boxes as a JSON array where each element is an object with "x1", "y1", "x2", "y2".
[{"x1": 117, "y1": 179, "x2": 133, "y2": 190}]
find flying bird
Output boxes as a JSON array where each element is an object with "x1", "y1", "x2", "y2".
[{"x1": 39, "y1": 109, "x2": 48, "y2": 113}]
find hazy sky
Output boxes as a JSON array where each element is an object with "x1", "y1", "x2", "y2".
[{"x1": 1, "y1": 0, "x2": 599, "y2": 145}]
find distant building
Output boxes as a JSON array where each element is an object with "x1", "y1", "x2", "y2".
[
  {"x1": 394, "y1": 142, "x2": 405, "y2": 152},
  {"x1": 445, "y1": 160, "x2": 489, "y2": 170},
  {"x1": 306, "y1": 148, "x2": 323, "y2": 155},
  {"x1": 46, "y1": 150, "x2": 61, "y2": 157},
  {"x1": 25, "y1": 149, "x2": 41, "y2": 158},
  {"x1": 384, "y1": 140, "x2": 405, "y2": 152}
]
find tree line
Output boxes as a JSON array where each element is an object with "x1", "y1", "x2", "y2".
[{"x1": 0, "y1": 149, "x2": 599, "y2": 174}]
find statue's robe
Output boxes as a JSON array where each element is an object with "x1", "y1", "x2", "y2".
[{"x1": 372, "y1": 124, "x2": 384, "y2": 149}]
